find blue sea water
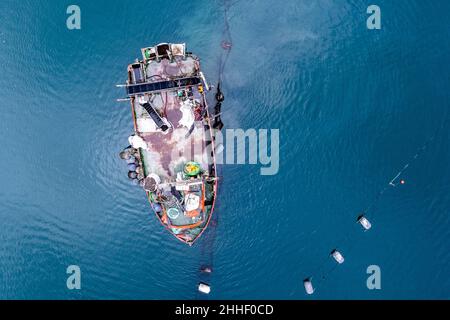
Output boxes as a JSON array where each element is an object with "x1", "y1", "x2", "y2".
[{"x1": 0, "y1": 0, "x2": 449, "y2": 299}]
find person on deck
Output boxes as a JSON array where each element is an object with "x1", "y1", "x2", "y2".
[{"x1": 128, "y1": 134, "x2": 149, "y2": 151}]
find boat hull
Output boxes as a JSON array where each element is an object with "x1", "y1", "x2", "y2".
[{"x1": 124, "y1": 43, "x2": 218, "y2": 245}]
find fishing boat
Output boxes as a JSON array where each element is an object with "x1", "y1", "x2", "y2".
[{"x1": 118, "y1": 43, "x2": 218, "y2": 246}]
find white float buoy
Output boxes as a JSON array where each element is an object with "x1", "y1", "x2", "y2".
[
  {"x1": 200, "y1": 266, "x2": 212, "y2": 273},
  {"x1": 331, "y1": 249, "x2": 345, "y2": 264},
  {"x1": 303, "y1": 278, "x2": 314, "y2": 295},
  {"x1": 357, "y1": 215, "x2": 372, "y2": 230},
  {"x1": 198, "y1": 282, "x2": 211, "y2": 294}
]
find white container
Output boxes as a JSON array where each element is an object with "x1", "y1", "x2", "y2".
[{"x1": 331, "y1": 249, "x2": 345, "y2": 264}]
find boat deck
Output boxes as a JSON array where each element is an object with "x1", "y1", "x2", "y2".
[{"x1": 133, "y1": 59, "x2": 209, "y2": 182}]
